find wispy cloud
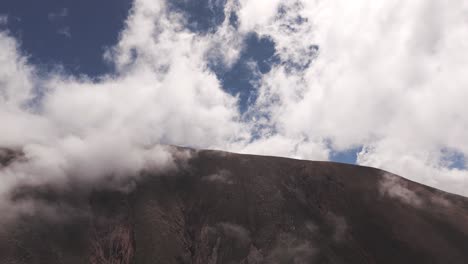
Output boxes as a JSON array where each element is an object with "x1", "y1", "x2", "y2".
[
  {"x1": 0, "y1": 14, "x2": 8, "y2": 25},
  {"x1": 379, "y1": 173, "x2": 424, "y2": 207},
  {"x1": 57, "y1": 26, "x2": 71, "y2": 38},
  {"x1": 203, "y1": 169, "x2": 234, "y2": 184},
  {"x1": 48, "y1": 8, "x2": 68, "y2": 21}
]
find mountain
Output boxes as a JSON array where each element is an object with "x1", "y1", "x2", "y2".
[{"x1": 1, "y1": 148, "x2": 468, "y2": 263}]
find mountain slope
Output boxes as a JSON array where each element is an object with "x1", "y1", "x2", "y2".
[{"x1": 1, "y1": 148, "x2": 468, "y2": 263}]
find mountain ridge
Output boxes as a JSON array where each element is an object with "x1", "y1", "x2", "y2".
[{"x1": 1, "y1": 147, "x2": 468, "y2": 263}]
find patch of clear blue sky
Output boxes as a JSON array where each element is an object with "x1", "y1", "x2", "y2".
[
  {"x1": 330, "y1": 147, "x2": 361, "y2": 165},
  {"x1": 0, "y1": 0, "x2": 132, "y2": 76},
  {"x1": 441, "y1": 148, "x2": 467, "y2": 170},
  {"x1": 6, "y1": 0, "x2": 462, "y2": 167}
]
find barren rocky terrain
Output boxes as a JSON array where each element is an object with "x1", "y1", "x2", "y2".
[{"x1": 1, "y1": 148, "x2": 468, "y2": 263}]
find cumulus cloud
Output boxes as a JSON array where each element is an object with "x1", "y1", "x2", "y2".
[
  {"x1": 240, "y1": 0, "x2": 468, "y2": 196},
  {"x1": 1, "y1": 0, "x2": 468, "y2": 213},
  {"x1": 0, "y1": 0, "x2": 242, "y2": 215}
]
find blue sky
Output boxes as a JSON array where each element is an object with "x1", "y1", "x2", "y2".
[
  {"x1": 0, "y1": 0, "x2": 359, "y2": 164},
  {"x1": 0, "y1": 0, "x2": 467, "y2": 196},
  {"x1": 0, "y1": 0, "x2": 131, "y2": 76}
]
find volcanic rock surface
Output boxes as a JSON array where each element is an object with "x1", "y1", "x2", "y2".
[{"x1": 1, "y1": 148, "x2": 468, "y2": 263}]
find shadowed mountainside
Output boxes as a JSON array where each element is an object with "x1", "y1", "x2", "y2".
[{"x1": 1, "y1": 148, "x2": 468, "y2": 263}]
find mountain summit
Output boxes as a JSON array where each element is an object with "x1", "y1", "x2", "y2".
[{"x1": 1, "y1": 149, "x2": 468, "y2": 263}]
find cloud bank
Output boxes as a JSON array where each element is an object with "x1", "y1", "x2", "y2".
[{"x1": 1, "y1": 0, "x2": 468, "y2": 199}]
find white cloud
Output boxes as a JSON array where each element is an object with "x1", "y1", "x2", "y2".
[
  {"x1": 242, "y1": 0, "x2": 468, "y2": 196},
  {"x1": 237, "y1": 0, "x2": 282, "y2": 32},
  {"x1": 1, "y1": 0, "x2": 468, "y2": 205},
  {"x1": 0, "y1": 0, "x2": 246, "y2": 215}
]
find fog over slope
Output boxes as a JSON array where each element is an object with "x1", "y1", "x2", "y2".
[
  {"x1": 1, "y1": 149, "x2": 468, "y2": 263},
  {"x1": 1, "y1": 0, "x2": 468, "y2": 204}
]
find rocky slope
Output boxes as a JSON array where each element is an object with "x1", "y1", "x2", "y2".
[{"x1": 1, "y1": 148, "x2": 468, "y2": 263}]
